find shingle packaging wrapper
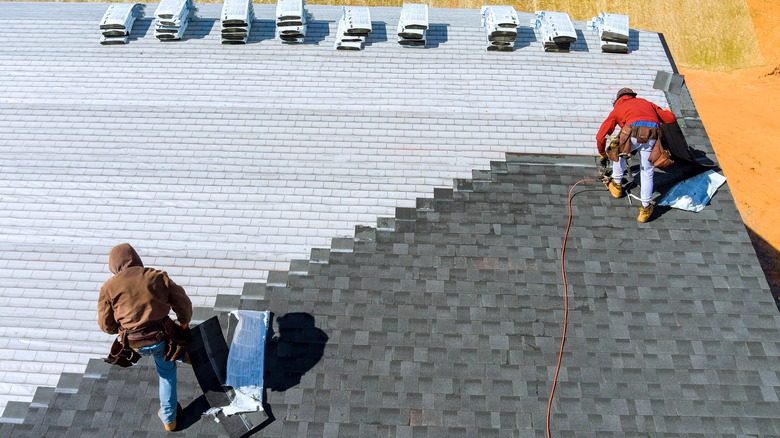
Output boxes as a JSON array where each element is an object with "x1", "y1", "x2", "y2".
[
  {"x1": 221, "y1": 0, "x2": 254, "y2": 44},
  {"x1": 99, "y1": 3, "x2": 145, "y2": 45},
  {"x1": 588, "y1": 12, "x2": 630, "y2": 53},
  {"x1": 154, "y1": 0, "x2": 196, "y2": 41},
  {"x1": 657, "y1": 169, "x2": 727, "y2": 212},
  {"x1": 483, "y1": 6, "x2": 518, "y2": 51},
  {"x1": 481, "y1": 5, "x2": 518, "y2": 52},
  {"x1": 334, "y1": 6, "x2": 371, "y2": 50},
  {"x1": 531, "y1": 10, "x2": 577, "y2": 52},
  {"x1": 397, "y1": 3, "x2": 428, "y2": 48},
  {"x1": 220, "y1": 310, "x2": 270, "y2": 415},
  {"x1": 276, "y1": 0, "x2": 308, "y2": 44}
]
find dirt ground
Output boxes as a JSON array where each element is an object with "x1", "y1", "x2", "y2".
[{"x1": 679, "y1": 0, "x2": 780, "y2": 301}]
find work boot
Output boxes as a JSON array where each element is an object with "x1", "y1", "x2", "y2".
[
  {"x1": 637, "y1": 204, "x2": 654, "y2": 223},
  {"x1": 607, "y1": 179, "x2": 623, "y2": 198},
  {"x1": 159, "y1": 410, "x2": 177, "y2": 432}
]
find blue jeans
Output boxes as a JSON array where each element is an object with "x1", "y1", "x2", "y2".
[{"x1": 136, "y1": 341, "x2": 177, "y2": 424}]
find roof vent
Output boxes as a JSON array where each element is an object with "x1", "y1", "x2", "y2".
[
  {"x1": 653, "y1": 70, "x2": 685, "y2": 94},
  {"x1": 531, "y1": 10, "x2": 577, "y2": 52},
  {"x1": 481, "y1": 5, "x2": 519, "y2": 52},
  {"x1": 588, "y1": 12, "x2": 629, "y2": 53},
  {"x1": 276, "y1": 0, "x2": 308, "y2": 44},
  {"x1": 334, "y1": 6, "x2": 372, "y2": 51},
  {"x1": 154, "y1": 0, "x2": 196, "y2": 41},
  {"x1": 397, "y1": 3, "x2": 429, "y2": 48},
  {"x1": 99, "y1": 3, "x2": 144, "y2": 45},
  {"x1": 220, "y1": 0, "x2": 254, "y2": 44}
]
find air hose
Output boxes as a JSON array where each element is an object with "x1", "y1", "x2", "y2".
[{"x1": 545, "y1": 177, "x2": 599, "y2": 438}]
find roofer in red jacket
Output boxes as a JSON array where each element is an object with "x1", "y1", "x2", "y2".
[{"x1": 596, "y1": 88, "x2": 677, "y2": 222}]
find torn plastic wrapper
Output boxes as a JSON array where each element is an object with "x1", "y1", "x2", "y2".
[
  {"x1": 211, "y1": 310, "x2": 270, "y2": 417},
  {"x1": 657, "y1": 169, "x2": 727, "y2": 212},
  {"x1": 220, "y1": 386, "x2": 263, "y2": 416}
]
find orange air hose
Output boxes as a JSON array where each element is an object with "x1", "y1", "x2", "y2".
[{"x1": 545, "y1": 178, "x2": 599, "y2": 438}]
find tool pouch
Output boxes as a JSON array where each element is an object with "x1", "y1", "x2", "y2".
[
  {"x1": 649, "y1": 140, "x2": 675, "y2": 170},
  {"x1": 610, "y1": 125, "x2": 663, "y2": 162},
  {"x1": 126, "y1": 320, "x2": 167, "y2": 349},
  {"x1": 630, "y1": 125, "x2": 660, "y2": 144},
  {"x1": 606, "y1": 125, "x2": 633, "y2": 161},
  {"x1": 605, "y1": 135, "x2": 620, "y2": 162},
  {"x1": 104, "y1": 330, "x2": 142, "y2": 368},
  {"x1": 161, "y1": 317, "x2": 191, "y2": 362}
]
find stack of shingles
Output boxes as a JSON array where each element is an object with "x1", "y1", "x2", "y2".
[
  {"x1": 154, "y1": 0, "x2": 195, "y2": 41},
  {"x1": 397, "y1": 3, "x2": 428, "y2": 48},
  {"x1": 480, "y1": 5, "x2": 518, "y2": 52},
  {"x1": 588, "y1": 12, "x2": 629, "y2": 53},
  {"x1": 276, "y1": 0, "x2": 308, "y2": 44},
  {"x1": 531, "y1": 10, "x2": 577, "y2": 52},
  {"x1": 221, "y1": 0, "x2": 254, "y2": 44},
  {"x1": 334, "y1": 6, "x2": 372, "y2": 50},
  {"x1": 99, "y1": 3, "x2": 144, "y2": 45}
]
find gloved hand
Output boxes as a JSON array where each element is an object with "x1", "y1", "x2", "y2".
[{"x1": 598, "y1": 152, "x2": 610, "y2": 178}]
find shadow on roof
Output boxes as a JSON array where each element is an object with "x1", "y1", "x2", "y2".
[
  {"x1": 366, "y1": 21, "x2": 388, "y2": 46},
  {"x1": 264, "y1": 312, "x2": 328, "y2": 392},
  {"x1": 571, "y1": 29, "x2": 590, "y2": 52},
  {"x1": 129, "y1": 18, "x2": 153, "y2": 41},
  {"x1": 514, "y1": 26, "x2": 535, "y2": 50},
  {"x1": 302, "y1": 20, "x2": 330, "y2": 45},
  {"x1": 247, "y1": 20, "x2": 276, "y2": 44},
  {"x1": 747, "y1": 226, "x2": 780, "y2": 312},
  {"x1": 426, "y1": 23, "x2": 448, "y2": 48},
  {"x1": 184, "y1": 18, "x2": 217, "y2": 41},
  {"x1": 628, "y1": 29, "x2": 640, "y2": 51}
]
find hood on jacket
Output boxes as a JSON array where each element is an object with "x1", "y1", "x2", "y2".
[{"x1": 108, "y1": 243, "x2": 144, "y2": 275}]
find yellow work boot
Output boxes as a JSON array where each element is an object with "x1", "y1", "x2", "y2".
[
  {"x1": 637, "y1": 204, "x2": 654, "y2": 223},
  {"x1": 607, "y1": 179, "x2": 623, "y2": 198},
  {"x1": 159, "y1": 410, "x2": 177, "y2": 432}
]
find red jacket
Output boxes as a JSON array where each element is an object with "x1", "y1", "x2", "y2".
[{"x1": 595, "y1": 95, "x2": 677, "y2": 154}]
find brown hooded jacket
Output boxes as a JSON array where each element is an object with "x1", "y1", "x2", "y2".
[{"x1": 98, "y1": 243, "x2": 192, "y2": 334}]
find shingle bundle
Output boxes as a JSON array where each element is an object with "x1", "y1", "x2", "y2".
[
  {"x1": 531, "y1": 10, "x2": 577, "y2": 52},
  {"x1": 221, "y1": 0, "x2": 254, "y2": 44},
  {"x1": 154, "y1": 0, "x2": 195, "y2": 41},
  {"x1": 276, "y1": 0, "x2": 308, "y2": 44},
  {"x1": 588, "y1": 12, "x2": 629, "y2": 53},
  {"x1": 334, "y1": 6, "x2": 372, "y2": 51},
  {"x1": 99, "y1": 3, "x2": 144, "y2": 45},
  {"x1": 397, "y1": 3, "x2": 428, "y2": 48},
  {"x1": 480, "y1": 5, "x2": 518, "y2": 52}
]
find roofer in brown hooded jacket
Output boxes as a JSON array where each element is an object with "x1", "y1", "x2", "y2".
[
  {"x1": 98, "y1": 243, "x2": 192, "y2": 432},
  {"x1": 596, "y1": 88, "x2": 677, "y2": 222}
]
